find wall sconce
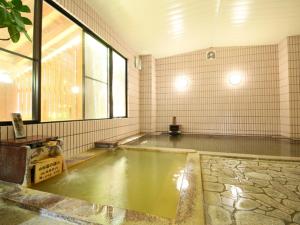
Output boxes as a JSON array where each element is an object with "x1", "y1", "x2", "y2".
[
  {"x1": 228, "y1": 71, "x2": 244, "y2": 87},
  {"x1": 175, "y1": 75, "x2": 189, "y2": 92}
]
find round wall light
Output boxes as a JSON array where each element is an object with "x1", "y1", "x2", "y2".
[
  {"x1": 175, "y1": 75, "x2": 189, "y2": 92},
  {"x1": 228, "y1": 71, "x2": 244, "y2": 87}
]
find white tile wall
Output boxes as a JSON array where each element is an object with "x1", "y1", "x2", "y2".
[
  {"x1": 155, "y1": 45, "x2": 281, "y2": 136},
  {"x1": 279, "y1": 38, "x2": 290, "y2": 137},
  {"x1": 140, "y1": 55, "x2": 156, "y2": 133},
  {"x1": 0, "y1": 0, "x2": 140, "y2": 158},
  {"x1": 287, "y1": 36, "x2": 300, "y2": 139}
]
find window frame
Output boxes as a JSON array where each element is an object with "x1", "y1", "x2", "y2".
[
  {"x1": 111, "y1": 50, "x2": 128, "y2": 119},
  {"x1": 0, "y1": 0, "x2": 128, "y2": 125},
  {"x1": 83, "y1": 32, "x2": 110, "y2": 120}
]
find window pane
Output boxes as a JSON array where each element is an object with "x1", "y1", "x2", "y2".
[
  {"x1": 0, "y1": 50, "x2": 33, "y2": 121},
  {"x1": 41, "y1": 3, "x2": 83, "y2": 122},
  {"x1": 84, "y1": 33, "x2": 108, "y2": 82},
  {"x1": 0, "y1": 0, "x2": 34, "y2": 58},
  {"x1": 84, "y1": 33, "x2": 109, "y2": 119},
  {"x1": 85, "y1": 79, "x2": 108, "y2": 119},
  {"x1": 112, "y1": 52, "x2": 126, "y2": 117}
]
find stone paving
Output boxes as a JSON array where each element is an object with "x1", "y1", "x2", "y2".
[
  {"x1": 201, "y1": 155, "x2": 300, "y2": 225},
  {"x1": 0, "y1": 198, "x2": 72, "y2": 225}
]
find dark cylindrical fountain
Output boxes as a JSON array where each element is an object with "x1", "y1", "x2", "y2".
[{"x1": 169, "y1": 116, "x2": 181, "y2": 136}]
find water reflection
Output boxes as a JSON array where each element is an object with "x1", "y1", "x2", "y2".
[
  {"x1": 175, "y1": 169, "x2": 189, "y2": 191},
  {"x1": 230, "y1": 185, "x2": 242, "y2": 199}
]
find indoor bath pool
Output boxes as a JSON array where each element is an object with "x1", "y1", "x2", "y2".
[
  {"x1": 32, "y1": 148, "x2": 187, "y2": 219},
  {"x1": 127, "y1": 134, "x2": 300, "y2": 157}
]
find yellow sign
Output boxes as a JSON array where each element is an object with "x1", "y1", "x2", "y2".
[{"x1": 34, "y1": 156, "x2": 63, "y2": 184}]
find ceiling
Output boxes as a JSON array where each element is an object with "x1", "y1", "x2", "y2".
[{"x1": 85, "y1": 0, "x2": 300, "y2": 58}]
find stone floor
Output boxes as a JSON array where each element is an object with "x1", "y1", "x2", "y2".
[
  {"x1": 201, "y1": 155, "x2": 300, "y2": 225},
  {"x1": 0, "y1": 198, "x2": 72, "y2": 225}
]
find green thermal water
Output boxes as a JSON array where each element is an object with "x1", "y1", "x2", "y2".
[
  {"x1": 128, "y1": 134, "x2": 300, "y2": 157},
  {"x1": 32, "y1": 149, "x2": 187, "y2": 219}
]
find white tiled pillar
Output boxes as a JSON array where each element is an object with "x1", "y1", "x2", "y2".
[
  {"x1": 279, "y1": 35, "x2": 300, "y2": 139},
  {"x1": 139, "y1": 55, "x2": 156, "y2": 133}
]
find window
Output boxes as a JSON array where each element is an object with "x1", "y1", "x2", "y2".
[
  {"x1": 41, "y1": 2, "x2": 83, "y2": 122},
  {"x1": 0, "y1": 0, "x2": 127, "y2": 124},
  {"x1": 0, "y1": 0, "x2": 35, "y2": 122},
  {"x1": 112, "y1": 51, "x2": 127, "y2": 117},
  {"x1": 84, "y1": 33, "x2": 109, "y2": 119},
  {"x1": 0, "y1": 52, "x2": 33, "y2": 121}
]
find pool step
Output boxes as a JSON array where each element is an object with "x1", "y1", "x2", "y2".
[
  {"x1": 94, "y1": 134, "x2": 145, "y2": 149},
  {"x1": 94, "y1": 140, "x2": 118, "y2": 149}
]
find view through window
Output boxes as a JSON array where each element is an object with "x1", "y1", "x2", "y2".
[
  {"x1": 84, "y1": 33, "x2": 109, "y2": 119},
  {"x1": 112, "y1": 52, "x2": 127, "y2": 117},
  {"x1": 41, "y1": 2, "x2": 83, "y2": 122},
  {"x1": 0, "y1": 1, "x2": 127, "y2": 123},
  {"x1": 0, "y1": 0, "x2": 34, "y2": 121}
]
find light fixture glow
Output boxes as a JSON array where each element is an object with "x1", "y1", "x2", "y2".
[
  {"x1": 0, "y1": 71, "x2": 13, "y2": 84},
  {"x1": 175, "y1": 75, "x2": 189, "y2": 92},
  {"x1": 228, "y1": 71, "x2": 243, "y2": 86},
  {"x1": 168, "y1": 8, "x2": 184, "y2": 37},
  {"x1": 232, "y1": 3, "x2": 249, "y2": 24},
  {"x1": 71, "y1": 86, "x2": 80, "y2": 94},
  {"x1": 171, "y1": 19, "x2": 183, "y2": 36}
]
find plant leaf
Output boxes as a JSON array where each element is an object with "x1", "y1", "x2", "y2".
[
  {"x1": 21, "y1": 17, "x2": 32, "y2": 25},
  {"x1": 12, "y1": 10, "x2": 25, "y2": 28},
  {"x1": 0, "y1": 0, "x2": 9, "y2": 7},
  {"x1": 12, "y1": 0, "x2": 22, "y2": 8},
  {"x1": 16, "y1": 24, "x2": 23, "y2": 32},
  {"x1": 0, "y1": 6, "x2": 7, "y2": 22},
  {"x1": 18, "y1": 5, "x2": 30, "y2": 13},
  {"x1": 0, "y1": 0, "x2": 32, "y2": 43},
  {"x1": 8, "y1": 25, "x2": 20, "y2": 43},
  {"x1": 7, "y1": 1, "x2": 14, "y2": 8},
  {"x1": 22, "y1": 29, "x2": 31, "y2": 42},
  {"x1": 6, "y1": 12, "x2": 14, "y2": 23}
]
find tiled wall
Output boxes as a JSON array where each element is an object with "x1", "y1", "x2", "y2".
[
  {"x1": 279, "y1": 38, "x2": 290, "y2": 137},
  {"x1": 0, "y1": 0, "x2": 140, "y2": 158},
  {"x1": 140, "y1": 55, "x2": 156, "y2": 133},
  {"x1": 279, "y1": 36, "x2": 300, "y2": 139},
  {"x1": 288, "y1": 36, "x2": 300, "y2": 139},
  {"x1": 155, "y1": 45, "x2": 281, "y2": 136}
]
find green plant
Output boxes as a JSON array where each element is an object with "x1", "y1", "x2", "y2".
[{"x1": 0, "y1": 0, "x2": 32, "y2": 43}]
